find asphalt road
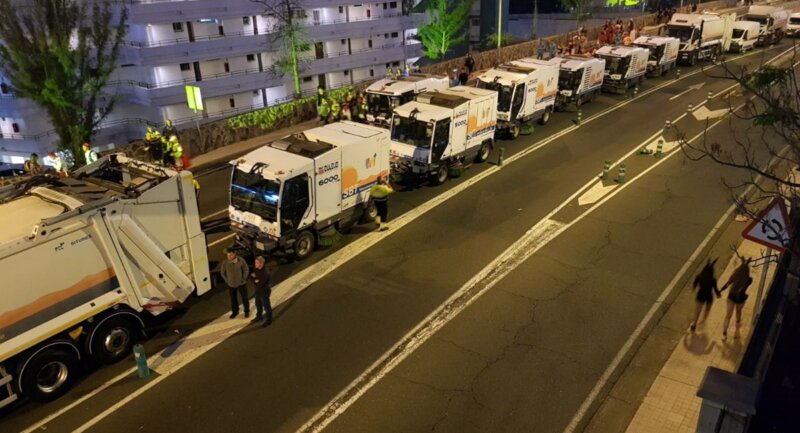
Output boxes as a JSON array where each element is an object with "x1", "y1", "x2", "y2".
[{"x1": 0, "y1": 43, "x2": 791, "y2": 433}]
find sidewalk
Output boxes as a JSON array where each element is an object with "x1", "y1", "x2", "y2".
[
  {"x1": 624, "y1": 238, "x2": 776, "y2": 433},
  {"x1": 190, "y1": 119, "x2": 318, "y2": 171}
]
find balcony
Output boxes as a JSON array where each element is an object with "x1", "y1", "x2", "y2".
[{"x1": 121, "y1": 13, "x2": 425, "y2": 66}]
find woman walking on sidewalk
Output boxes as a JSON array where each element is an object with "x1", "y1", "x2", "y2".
[
  {"x1": 691, "y1": 259, "x2": 721, "y2": 332},
  {"x1": 720, "y1": 257, "x2": 754, "y2": 340}
]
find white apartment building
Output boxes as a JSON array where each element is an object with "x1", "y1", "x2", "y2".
[{"x1": 0, "y1": 0, "x2": 424, "y2": 163}]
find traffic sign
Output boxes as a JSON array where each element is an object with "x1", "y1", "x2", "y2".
[
  {"x1": 742, "y1": 198, "x2": 792, "y2": 252},
  {"x1": 185, "y1": 85, "x2": 204, "y2": 112}
]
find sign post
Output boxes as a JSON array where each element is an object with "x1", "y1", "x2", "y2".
[{"x1": 742, "y1": 199, "x2": 791, "y2": 323}]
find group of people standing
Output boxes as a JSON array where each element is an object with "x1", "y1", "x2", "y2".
[
  {"x1": 316, "y1": 88, "x2": 370, "y2": 125},
  {"x1": 217, "y1": 249, "x2": 274, "y2": 327},
  {"x1": 144, "y1": 120, "x2": 189, "y2": 170},
  {"x1": 20, "y1": 142, "x2": 99, "y2": 177}
]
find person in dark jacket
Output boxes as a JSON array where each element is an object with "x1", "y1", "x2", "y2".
[
  {"x1": 690, "y1": 259, "x2": 721, "y2": 332},
  {"x1": 218, "y1": 249, "x2": 250, "y2": 319},
  {"x1": 458, "y1": 68, "x2": 469, "y2": 86},
  {"x1": 464, "y1": 53, "x2": 475, "y2": 74},
  {"x1": 249, "y1": 255, "x2": 273, "y2": 326}
]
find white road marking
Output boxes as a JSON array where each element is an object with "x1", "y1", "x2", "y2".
[
  {"x1": 207, "y1": 233, "x2": 235, "y2": 247},
  {"x1": 26, "y1": 47, "x2": 781, "y2": 433},
  {"x1": 200, "y1": 208, "x2": 227, "y2": 221},
  {"x1": 692, "y1": 105, "x2": 731, "y2": 121},
  {"x1": 296, "y1": 102, "x2": 744, "y2": 433},
  {"x1": 577, "y1": 182, "x2": 618, "y2": 206},
  {"x1": 668, "y1": 82, "x2": 706, "y2": 101}
]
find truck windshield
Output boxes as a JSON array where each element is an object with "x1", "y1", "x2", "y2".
[
  {"x1": 732, "y1": 29, "x2": 746, "y2": 38},
  {"x1": 477, "y1": 79, "x2": 513, "y2": 112},
  {"x1": 598, "y1": 55, "x2": 630, "y2": 76},
  {"x1": 744, "y1": 15, "x2": 769, "y2": 25},
  {"x1": 640, "y1": 44, "x2": 664, "y2": 62},
  {"x1": 666, "y1": 26, "x2": 693, "y2": 42},
  {"x1": 367, "y1": 93, "x2": 393, "y2": 117},
  {"x1": 791, "y1": 17, "x2": 800, "y2": 24},
  {"x1": 558, "y1": 69, "x2": 583, "y2": 91},
  {"x1": 230, "y1": 169, "x2": 281, "y2": 222},
  {"x1": 391, "y1": 115, "x2": 433, "y2": 148}
]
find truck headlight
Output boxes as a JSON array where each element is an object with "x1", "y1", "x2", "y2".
[
  {"x1": 610, "y1": 74, "x2": 622, "y2": 80},
  {"x1": 560, "y1": 89, "x2": 573, "y2": 96}
]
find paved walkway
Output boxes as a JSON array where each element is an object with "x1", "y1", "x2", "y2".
[{"x1": 625, "y1": 238, "x2": 777, "y2": 433}]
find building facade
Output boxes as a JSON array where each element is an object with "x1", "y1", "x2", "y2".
[{"x1": 0, "y1": 0, "x2": 425, "y2": 163}]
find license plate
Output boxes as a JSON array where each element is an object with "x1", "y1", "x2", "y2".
[{"x1": 255, "y1": 241, "x2": 265, "y2": 251}]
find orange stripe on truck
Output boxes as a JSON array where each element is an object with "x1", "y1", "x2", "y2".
[{"x1": 0, "y1": 268, "x2": 116, "y2": 329}]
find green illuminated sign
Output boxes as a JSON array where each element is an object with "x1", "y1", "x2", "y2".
[{"x1": 185, "y1": 85, "x2": 204, "y2": 112}]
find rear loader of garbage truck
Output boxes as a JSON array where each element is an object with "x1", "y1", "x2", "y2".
[
  {"x1": 365, "y1": 73, "x2": 450, "y2": 126},
  {"x1": 475, "y1": 58, "x2": 558, "y2": 139},
  {"x1": 554, "y1": 56, "x2": 605, "y2": 110},
  {"x1": 229, "y1": 121, "x2": 390, "y2": 259},
  {"x1": 389, "y1": 86, "x2": 497, "y2": 185},
  {"x1": 0, "y1": 155, "x2": 211, "y2": 408},
  {"x1": 633, "y1": 36, "x2": 679, "y2": 77}
]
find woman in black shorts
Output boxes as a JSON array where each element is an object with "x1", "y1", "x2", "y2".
[
  {"x1": 720, "y1": 258, "x2": 753, "y2": 340},
  {"x1": 691, "y1": 259, "x2": 721, "y2": 332}
]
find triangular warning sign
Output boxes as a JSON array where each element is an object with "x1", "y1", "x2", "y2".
[{"x1": 742, "y1": 199, "x2": 792, "y2": 252}]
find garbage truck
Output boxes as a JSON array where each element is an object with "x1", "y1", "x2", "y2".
[
  {"x1": 229, "y1": 121, "x2": 390, "y2": 259},
  {"x1": 389, "y1": 86, "x2": 497, "y2": 185},
  {"x1": 666, "y1": 13, "x2": 728, "y2": 65},
  {"x1": 729, "y1": 21, "x2": 760, "y2": 53},
  {"x1": 553, "y1": 56, "x2": 605, "y2": 110},
  {"x1": 744, "y1": 5, "x2": 788, "y2": 45},
  {"x1": 634, "y1": 36, "x2": 680, "y2": 77},
  {"x1": 476, "y1": 58, "x2": 558, "y2": 139},
  {"x1": 365, "y1": 73, "x2": 449, "y2": 126},
  {"x1": 595, "y1": 45, "x2": 649, "y2": 93},
  {"x1": 0, "y1": 155, "x2": 211, "y2": 408}
]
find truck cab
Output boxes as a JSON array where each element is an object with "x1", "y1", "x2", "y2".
[
  {"x1": 666, "y1": 13, "x2": 726, "y2": 65},
  {"x1": 553, "y1": 56, "x2": 605, "y2": 110},
  {"x1": 634, "y1": 36, "x2": 679, "y2": 76},
  {"x1": 230, "y1": 122, "x2": 390, "y2": 259},
  {"x1": 476, "y1": 58, "x2": 558, "y2": 139},
  {"x1": 729, "y1": 21, "x2": 760, "y2": 52},
  {"x1": 595, "y1": 45, "x2": 649, "y2": 93},
  {"x1": 787, "y1": 12, "x2": 800, "y2": 37},
  {"x1": 365, "y1": 73, "x2": 449, "y2": 126}
]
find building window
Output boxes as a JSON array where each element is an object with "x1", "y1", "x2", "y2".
[
  {"x1": 392, "y1": 61, "x2": 400, "y2": 67},
  {"x1": 370, "y1": 69, "x2": 374, "y2": 77},
  {"x1": 172, "y1": 22, "x2": 183, "y2": 32},
  {"x1": 229, "y1": 98, "x2": 235, "y2": 108},
  {"x1": 224, "y1": 62, "x2": 230, "y2": 73},
  {"x1": 243, "y1": 16, "x2": 250, "y2": 25},
  {"x1": 11, "y1": 123, "x2": 19, "y2": 133},
  {"x1": 390, "y1": 1, "x2": 397, "y2": 8},
  {"x1": 253, "y1": 90, "x2": 260, "y2": 95},
  {"x1": 180, "y1": 63, "x2": 191, "y2": 71},
  {"x1": 391, "y1": 32, "x2": 398, "y2": 38},
  {"x1": 338, "y1": 6, "x2": 343, "y2": 13},
  {"x1": 343, "y1": 70, "x2": 349, "y2": 76},
  {"x1": 383, "y1": 3, "x2": 387, "y2": 9},
  {"x1": 246, "y1": 54, "x2": 256, "y2": 62},
  {"x1": 341, "y1": 39, "x2": 346, "y2": 45},
  {"x1": 303, "y1": 76, "x2": 313, "y2": 82},
  {"x1": 384, "y1": 33, "x2": 388, "y2": 38},
  {"x1": 0, "y1": 82, "x2": 8, "y2": 94}
]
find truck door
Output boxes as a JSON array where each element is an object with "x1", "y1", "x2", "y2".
[
  {"x1": 432, "y1": 118, "x2": 451, "y2": 161},
  {"x1": 510, "y1": 83, "x2": 526, "y2": 120},
  {"x1": 280, "y1": 174, "x2": 311, "y2": 233}
]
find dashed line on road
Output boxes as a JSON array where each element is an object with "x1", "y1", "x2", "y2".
[{"x1": 22, "y1": 46, "x2": 783, "y2": 433}]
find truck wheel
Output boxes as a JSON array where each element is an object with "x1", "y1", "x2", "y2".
[
  {"x1": 539, "y1": 107, "x2": 552, "y2": 125},
  {"x1": 293, "y1": 230, "x2": 316, "y2": 260},
  {"x1": 87, "y1": 315, "x2": 138, "y2": 365},
  {"x1": 690, "y1": 52, "x2": 697, "y2": 66},
  {"x1": 475, "y1": 141, "x2": 491, "y2": 162},
  {"x1": 360, "y1": 201, "x2": 378, "y2": 223},
  {"x1": 18, "y1": 343, "x2": 81, "y2": 403},
  {"x1": 431, "y1": 164, "x2": 449, "y2": 186},
  {"x1": 509, "y1": 124, "x2": 521, "y2": 140}
]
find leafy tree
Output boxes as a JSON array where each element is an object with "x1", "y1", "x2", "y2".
[
  {"x1": 559, "y1": 0, "x2": 593, "y2": 26},
  {"x1": 0, "y1": 0, "x2": 128, "y2": 163},
  {"x1": 253, "y1": 0, "x2": 311, "y2": 97},
  {"x1": 417, "y1": 0, "x2": 474, "y2": 60}
]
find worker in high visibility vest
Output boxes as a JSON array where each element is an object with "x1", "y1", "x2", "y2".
[
  {"x1": 166, "y1": 135, "x2": 185, "y2": 169},
  {"x1": 369, "y1": 176, "x2": 394, "y2": 231},
  {"x1": 357, "y1": 100, "x2": 368, "y2": 123},
  {"x1": 330, "y1": 100, "x2": 341, "y2": 122},
  {"x1": 82, "y1": 142, "x2": 98, "y2": 165},
  {"x1": 319, "y1": 98, "x2": 330, "y2": 124},
  {"x1": 162, "y1": 119, "x2": 177, "y2": 141},
  {"x1": 145, "y1": 126, "x2": 165, "y2": 164}
]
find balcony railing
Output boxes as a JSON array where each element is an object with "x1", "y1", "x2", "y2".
[{"x1": 125, "y1": 11, "x2": 408, "y2": 48}]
